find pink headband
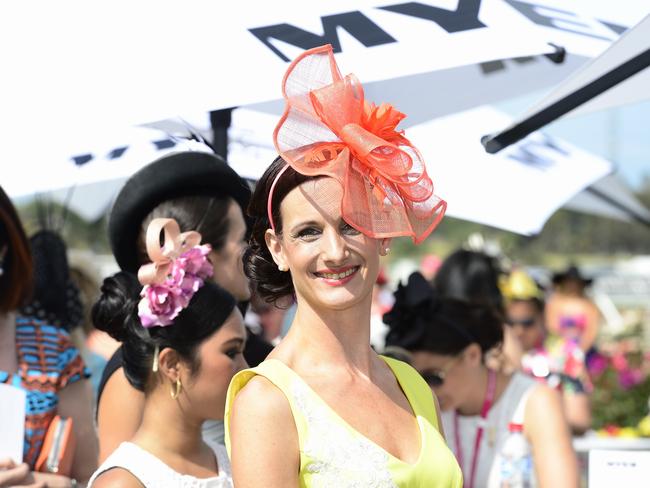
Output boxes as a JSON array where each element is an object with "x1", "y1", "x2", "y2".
[
  {"x1": 137, "y1": 218, "x2": 213, "y2": 327},
  {"x1": 266, "y1": 44, "x2": 446, "y2": 243}
]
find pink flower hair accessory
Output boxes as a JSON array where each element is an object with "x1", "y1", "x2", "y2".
[{"x1": 137, "y1": 218, "x2": 213, "y2": 328}]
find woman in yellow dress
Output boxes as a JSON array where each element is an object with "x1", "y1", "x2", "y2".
[{"x1": 225, "y1": 44, "x2": 462, "y2": 487}]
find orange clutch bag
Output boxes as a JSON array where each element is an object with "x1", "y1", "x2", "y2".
[{"x1": 35, "y1": 415, "x2": 76, "y2": 476}]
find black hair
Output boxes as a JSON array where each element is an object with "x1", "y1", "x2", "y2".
[
  {"x1": 138, "y1": 195, "x2": 231, "y2": 266},
  {"x1": 243, "y1": 156, "x2": 313, "y2": 304},
  {"x1": 385, "y1": 272, "x2": 503, "y2": 356},
  {"x1": 92, "y1": 271, "x2": 237, "y2": 392},
  {"x1": 0, "y1": 185, "x2": 33, "y2": 312},
  {"x1": 433, "y1": 249, "x2": 504, "y2": 318}
]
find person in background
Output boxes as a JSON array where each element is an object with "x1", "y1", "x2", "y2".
[
  {"x1": 502, "y1": 269, "x2": 592, "y2": 434},
  {"x1": 420, "y1": 253, "x2": 442, "y2": 282},
  {"x1": 97, "y1": 150, "x2": 272, "y2": 462},
  {"x1": 21, "y1": 230, "x2": 111, "y2": 401},
  {"x1": 67, "y1": 253, "x2": 119, "y2": 398},
  {"x1": 432, "y1": 249, "x2": 504, "y2": 313},
  {"x1": 384, "y1": 271, "x2": 579, "y2": 487},
  {"x1": 432, "y1": 249, "x2": 508, "y2": 371},
  {"x1": 89, "y1": 218, "x2": 244, "y2": 487},
  {"x1": 546, "y1": 264, "x2": 599, "y2": 355},
  {"x1": 0, "y1": 185, "x2": 97, "y2": 487},
  {"x1": 370, "y1": 267, "x2": 393, "y2": 351},
  {"x1": 226, "y1": 45, "x2": 460, "y2": 487}
]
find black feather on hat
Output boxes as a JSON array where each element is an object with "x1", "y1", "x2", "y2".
[{"x1": 108, "y1": 151, "x2": 251, "y2": 273}]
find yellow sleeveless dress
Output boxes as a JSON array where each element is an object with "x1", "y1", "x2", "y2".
[{"x1": 225, "y1": 356, "x2": 463, "y2": 487}]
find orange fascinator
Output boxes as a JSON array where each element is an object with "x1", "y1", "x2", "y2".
[{"x1": 269, "y1": 44, "x2": 446, "y2": 244}]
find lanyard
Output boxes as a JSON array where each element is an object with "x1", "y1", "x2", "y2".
[{"x1": 454, "y1": 369, "x2": 497, "y2": 488}]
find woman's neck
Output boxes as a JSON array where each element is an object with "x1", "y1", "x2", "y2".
[
  {"x1": 457, "y1": 367, "x2": 509, "y2": 417},
  {"x1": 282, "y1": 295, "x2": 375, "y2": 375},
  {"x1": 135, "y1": 392, "x2": 205, "y2": 459}
]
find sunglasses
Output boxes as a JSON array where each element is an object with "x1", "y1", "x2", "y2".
[
  {"x1": 419, "y1": 355, "x2": 462, "y2": 387},
  {"x1": 505, "y1": 317, "x2": 537, "y2": 328}
]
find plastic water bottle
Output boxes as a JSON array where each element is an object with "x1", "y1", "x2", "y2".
[{"x1": 499, "y1": 422, "x2": 534, "y2": 487}]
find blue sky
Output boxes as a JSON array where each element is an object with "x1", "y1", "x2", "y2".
[{"x1": 496, "y1": 94, "x2": 650, "y2": 190}]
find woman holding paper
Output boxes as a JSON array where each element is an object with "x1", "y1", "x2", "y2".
[{"x1": 0, "y1": 185, "x2": 97, "y2": 487}]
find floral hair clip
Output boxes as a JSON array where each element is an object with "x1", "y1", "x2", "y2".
[
  {"x1": 137, "y1": 218, "x2": 213, "y2": 327},
  {"x1": 268, "y1": 44, "x2": 446, "y2": 244}
]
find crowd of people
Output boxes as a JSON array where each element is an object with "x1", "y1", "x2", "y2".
[{"x1": 0, "y1": 44, "x2": 600, "y2": 487}]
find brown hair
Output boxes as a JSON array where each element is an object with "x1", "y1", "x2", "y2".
[
  {"x1": 243, "y1": 156, "x2": 312, "y2": 304},
  {"x1": 0, "y1": 186, "x2": 33, "y2": 313}
]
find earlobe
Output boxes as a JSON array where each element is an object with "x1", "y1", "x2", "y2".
[{"x1": 379, "y1": 238, "x2": 392, "y2": 256}]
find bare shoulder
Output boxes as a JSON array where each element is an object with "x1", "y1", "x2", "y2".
[
  {"x1": 231, "y1": 374, "x2": 293, "y2": 426},
  {"x1": 524, "y1": 383, "x2": 566, "y2": 432},
  {"x1": 92, "y1": 467, "x2": 144, "y2": 488},
  {"x1": 230, "y1": 374, "x2": 299, "y2": 486}
]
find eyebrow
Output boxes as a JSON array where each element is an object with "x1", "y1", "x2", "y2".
[{"x1": 221, "y1": 337, "x2": 245, "y2": 348}]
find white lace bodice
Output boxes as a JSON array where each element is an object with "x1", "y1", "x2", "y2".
[{"x1": 88, "y1": 442, "x2": 233, "y2": 488}]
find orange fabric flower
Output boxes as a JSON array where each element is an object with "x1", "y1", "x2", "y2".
[{"x1": 273, "y1": 44, "x2": 446, "y2": 244}]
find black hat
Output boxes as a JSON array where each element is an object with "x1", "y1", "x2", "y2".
[
  {"x1": 551, "y1": 265, "x2": 593, "y2": 286},
  {"x1": 109, "y1": 151, "x2": 251, "y2": 273}
]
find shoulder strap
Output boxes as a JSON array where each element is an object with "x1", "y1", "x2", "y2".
[
  {"x1": 224, "y1": 359, "x2": 308, "y2": 457},
  {"x1": 511, "y1": 378, "x2": 537, "y2": 425},
  {"x1": 381, "y1": 356, "x2": 440, "y2": 431}
]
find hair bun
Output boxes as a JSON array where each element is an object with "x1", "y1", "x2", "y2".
[
  {"x1": 92, "y1": 271, "x2": 141, "y2": 342},
  {"x1": 383, "y1": 272, "x2": 434, "y2": 349}
]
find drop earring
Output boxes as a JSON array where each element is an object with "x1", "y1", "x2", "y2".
[{"x1": 171, "y1": 378, "x2": 182, "y2": 400}]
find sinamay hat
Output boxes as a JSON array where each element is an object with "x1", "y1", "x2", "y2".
[{"x1": 109, "y1": 151, "x2": 251, "y2": 273}]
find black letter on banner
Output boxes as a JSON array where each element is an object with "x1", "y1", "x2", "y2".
[
  {"x1": 107, "y1": 146, "x2": 128, "y2": 159},
  {"x1": 380, "y1": 1, "x2": 486, "y2": 33},
  {"x1": 249, "y1": 12, "x2": 396, "y2": 62},
  {"x1": 504, "y1": 0, "x2": 613, "y2": 41},
  {"x1": 72, "y1": 154, "x2": 93, "y2": 166},
  {"x1": 480, "y1": 56, "x2": 536, "y2": 75},
  {"x1": 506, "y1": 135, "x2": 568, "y2": 170}
]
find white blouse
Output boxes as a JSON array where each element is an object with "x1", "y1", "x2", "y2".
[{"x1": 88, "y1": 441, "x2": 233, "y2": 488}]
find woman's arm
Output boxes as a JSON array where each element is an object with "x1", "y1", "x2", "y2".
[
  {"x1": 544, "y1": 297, "x2": 561, "y2": 336},
  {"x1": 229, "y1": 376, "x2": 299, "y2": 488},
  {"x1": 579, "y1": 301, "x2": 599, "y2": 352},
  {"x1": 525, "y1": 384, "x2": 579, "y2": 487},
  {"x1": 96, "y1": 367, "x2": 145, "y2": 463},
  {"x1": 57, "y1": 378, "x2": 98, "y2": 485}
]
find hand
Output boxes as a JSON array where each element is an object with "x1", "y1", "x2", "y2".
[
  {"x1": 0, "y1": 458, "x2": 43, "y2": 487},
  {"x1": 31, "y1": 471, "x2": 77, "y2": 487}
]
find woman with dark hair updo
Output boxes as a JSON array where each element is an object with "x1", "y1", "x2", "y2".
[
  {"x1": 384, "y1": 272, "x2": 579, "y2": 488},
  {"x1": 433, "y1": 249, "x2": 505, "y2": 317},
  {"x1": 225, "y1": 45, "x2": 461, "y2": 487},
  {"x1": 88, "y1": 219, "x2": 244, "y2": 487},
  {"x1": 97, "y1": 150, "x2": 273, "y2": 462}
]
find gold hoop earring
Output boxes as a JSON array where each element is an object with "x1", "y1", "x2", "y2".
[{"x1": 171, "y1": 378, "x2": 182, "y2": 400}]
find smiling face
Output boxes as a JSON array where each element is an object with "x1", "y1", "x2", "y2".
[{"x1": 266, "y1": 177, "x2": 388, "y2": 313}]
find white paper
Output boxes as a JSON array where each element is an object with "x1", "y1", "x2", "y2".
[
  {"x1": 589, "y1": 449, "x2": 650, "y2": 488},
  {"x1": 0, "y1": 383, "x2": 26, "y2": 464}
]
